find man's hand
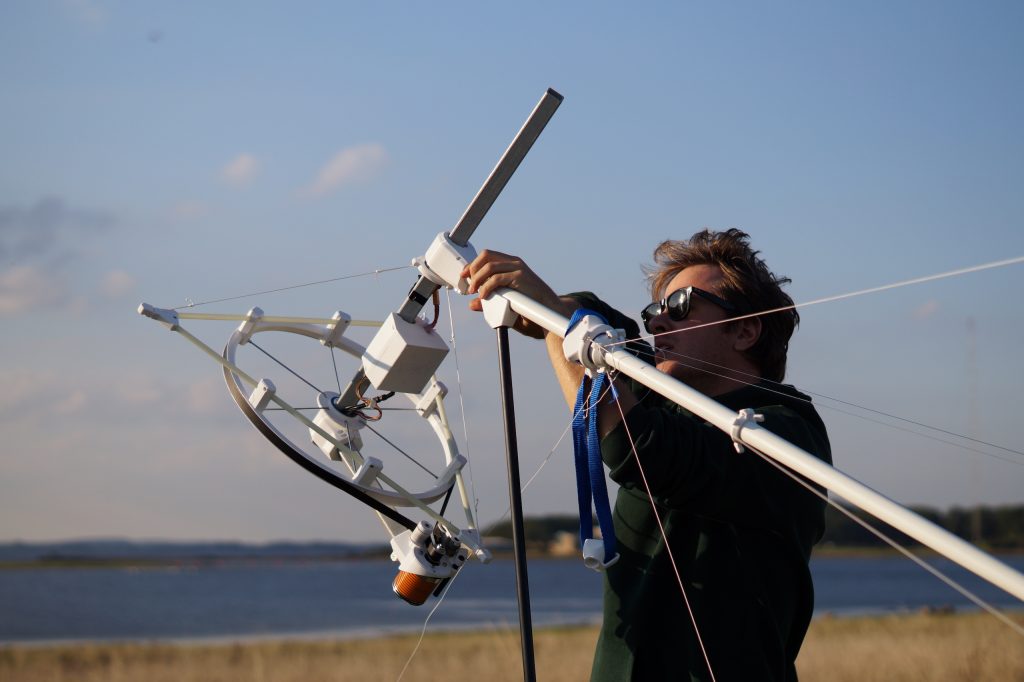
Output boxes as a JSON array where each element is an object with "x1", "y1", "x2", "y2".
[{"x1": 461, "y1": 250, "x2": 575, "y2": 338}]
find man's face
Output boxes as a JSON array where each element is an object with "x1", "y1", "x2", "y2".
[{"x1": 646, "y1": 264, "x2": 739, "y2": 394}]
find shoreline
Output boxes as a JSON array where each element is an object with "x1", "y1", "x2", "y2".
[{"x1": 2, "y1": 545, "x2": 1021, "y2": 571}]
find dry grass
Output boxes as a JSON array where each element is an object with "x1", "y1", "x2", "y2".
[
  {"x1": 1, "y1": 612, "x2": 1021, "y2": 681},
  {"x1": 798, "y1": 611, "x2": 1024, "y2": 682}
]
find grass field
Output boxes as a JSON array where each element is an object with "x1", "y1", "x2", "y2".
[{"x1": 1, "y1": 611, "x2": 1022, "y2": 681}]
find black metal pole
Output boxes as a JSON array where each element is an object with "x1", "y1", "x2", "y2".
[{"x1": 495, "y1": 326, "x2": 537, "y2": 682}]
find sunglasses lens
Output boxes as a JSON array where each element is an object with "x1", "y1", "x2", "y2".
[
  {"x1": 641, "y1": 302, "x2": 661, "y2": 331},
  {"x1": 665, "y1": 288, "x2": 690, "y2": 321}
]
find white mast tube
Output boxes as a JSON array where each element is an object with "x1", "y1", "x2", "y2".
[{"x1": 496, "y1": 288, "x2": 1024, "y2": 603}]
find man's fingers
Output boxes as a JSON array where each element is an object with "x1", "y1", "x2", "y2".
[
  {"x1": 476, "y1": 270, "x2": 519, "y2": 300},
  {"x1": 467, "y1": 260, "x2": 520, "y2": 294}
]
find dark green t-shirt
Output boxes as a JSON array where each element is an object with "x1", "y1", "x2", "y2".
[{"x1": 568, "y1": 293, "x2": 831, "y2": 682}]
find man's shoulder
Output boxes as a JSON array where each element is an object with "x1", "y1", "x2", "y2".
[{"x1": 718, "y1": 381, "x2": 832, "y2": 461}]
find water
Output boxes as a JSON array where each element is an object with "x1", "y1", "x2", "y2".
[{"x1": 1, "y1": 555, "x2": 1022, "y2": 644}]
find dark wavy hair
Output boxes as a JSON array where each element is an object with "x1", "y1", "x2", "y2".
[{"x1": 645, "y1": 228, "x2": 799, "y2": 382}]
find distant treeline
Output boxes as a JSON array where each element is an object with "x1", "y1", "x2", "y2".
[
  {"x1": 821, "y1": 504, "x2": 1024, "y2": 550},
  {"x1": 485, "y1": 515, "x2": 579, "y2": 546},
  {"x1": 486, "y1": 505, "x2": 1024, "y2": 551}
]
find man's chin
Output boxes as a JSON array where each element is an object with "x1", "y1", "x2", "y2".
[{"x1": 656, "y1": 360, "x2": 693, "y2": 384}]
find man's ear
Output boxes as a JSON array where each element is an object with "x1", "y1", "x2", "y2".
[{"x1": 732, "y1": 316, "x2": 761, "y2": 352}]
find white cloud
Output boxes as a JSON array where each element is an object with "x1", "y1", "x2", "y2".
[
  {"x1": 62, "y1": 0, "x2": 106, "y2": 27},
  {"x1": 0, "y1": 369, "x2": 58, "y2": 415},
  {"x1": 111, "y1": 374, "x2": 163, "y2": 407},
  {"x1": 54, "y1": 390, "x2": 88, "y2": 415},
  {"x1": 300, "y1": 143, "x2": 388, "y2": 198},
  {"x1": 221, "y1": 154, "x2": 260, "y2": 187},
  {"x1": 0, "y1": 266, "x2": 67, "y2": 316},
  {"x1": 100, "y1": 270, "x2": 136, "y2": 298},
  {"x1": 186, "y1": 375, "x2": 227, "y2": 414},
  {"x1": 912, "y1": 299, "x2": 939, "y2": 320},
  {"x1": 173, "y1": 200, "x2": 209, "y2": 219}
]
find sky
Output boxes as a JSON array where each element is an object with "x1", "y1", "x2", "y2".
[{"x1": 1, "y1": 1, "x2": 1023, "y2": 544}]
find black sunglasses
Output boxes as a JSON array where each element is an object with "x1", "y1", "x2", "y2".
[{"x1": 641, "y1": 286, "x2": 737, "y2": 333}]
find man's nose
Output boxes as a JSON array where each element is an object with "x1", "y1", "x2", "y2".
[{"x1": 648, "y1": 310, "x2": 671, "y2": 334}]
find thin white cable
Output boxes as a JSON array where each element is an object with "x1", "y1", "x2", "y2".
[
  {"x1": 445, "y1": 289, "x2": 479, "y2": 519},
  {"x1": 395, "y1": 566, "x2": 466, "y2": 682},
  {"x1": 485, "y1": 382, "x2": 626, "y2": 528},
  {"x1": 173, "y1": 264, "x2": 413, "y2": 310},
  {"x1": 621, "y1": 254, "x2": 1024, "y2": 346},
  {"x1": 653, "y1": 348, "x2": 1024, "y2": 467},
  {"x1": 745, "y1": 441, "x2": 1024, "y2": 639},
  {"x1": 609, "y1": 374, "x2": 717, "y2": 682}
]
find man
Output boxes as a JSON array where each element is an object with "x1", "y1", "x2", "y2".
[{"x1": 463, "y1": 229, "x2": 831, "y2": 681}]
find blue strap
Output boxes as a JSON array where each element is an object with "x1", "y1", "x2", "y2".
[
  {"x1": 567, "y1": 309, "x2": 618, "y2": 564},
  {"x1": 587, "y1": 371, "x2": 617, "y2": 559}
]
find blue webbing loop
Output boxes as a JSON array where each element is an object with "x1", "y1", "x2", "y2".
[{"x1": 567, "y1": 309, "x2": 618, "y2": 566}]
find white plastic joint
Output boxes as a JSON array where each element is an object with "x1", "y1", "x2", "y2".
[
  {"x1": 248, "y1": 379, "x2": 277, "y2": 412},
  {"x1": 137, "y1": 303, "x2": 180, "y2": 331},
  {"x1": 730, "y1": 408, "x2": 765, "y2": 453},
  {"x1": 236, "y1": 307, "x2": 265, "y2": 345},
  {"x1": 323, "y1": 311, "x2": 351, "y2": 347},
  {"x1": 480, "y1": 293, "x2": 519, "y2": 329},
  {"x1": 562, "y1": 316, "x2": 625, "y2": 373},
  {"x1": 415, "y1": 231, "x2": 478, "y2": 295}
]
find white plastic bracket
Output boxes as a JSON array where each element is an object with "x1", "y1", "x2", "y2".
[
  {"x1": 248, "y1": 379, "x2": 277, "y2": 412},
  {"x1": 414, "y1": 379, "x2": 448, "y2": 418},
  {"x1": 481, "y1": 293, "x2": 519, "y2": 329},
  {"x1": 458, "y1": 528, "x2": 492, "y2": 563},
  {"x1": 438, "y1": 454, "x2": 468, "y2": 481},
  {"x1": 730, "y1": 408, "x2": 765, "y2": 453},
  {"x1": 137, "y1": 303, "x2": 180, "y2": 331},
  {"x1": 562, "y1": 316, "x2": 626, "y2": 373},
  {"x1": 414, "y1": 231, "x2": 478, "y2": 294},
  {"x1": 323, "y1": 311, "x2": 351, "y2": 347},
  {"x1": 582, "y1": 538, "x2": 620, "y2": 572},
  {"x1": 352, "y1": 456, "x2": 383, "y2": 487},
  {"x1": 236, "y1": 307, "x2": 265, "y2": 345}
]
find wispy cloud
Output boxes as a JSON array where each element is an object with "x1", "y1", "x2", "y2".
[
  {"x1": 221, "y1": 154, "x2": 260, "y2": 187},
  {"x1": 912, "y1": 299, "x2": 939, "y2": 320},
  {"x1": 300, "y1": 143, "x2": 388, "y2": 198},
  {"x1": 0, "y1": 266, "x2": 67, "y2": 316},
  {"x1": 100, "y1": 270, "x2": 136, "y2": 298},
  {"x1": 0, "y1": 196, "x2": 115, "y2": 263}
]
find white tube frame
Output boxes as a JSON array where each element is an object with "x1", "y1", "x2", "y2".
[{"x1": 496, "y1": 288, "x2": 1024, "y2": 604}]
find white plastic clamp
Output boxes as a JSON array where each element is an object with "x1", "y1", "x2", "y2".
[
  {"x1": 414, "y1": 378, "x2": 448, "y2": 418},
  {"x1": 248, "y1": 379, "x2": 277, "y2": 412},
  {"x1": 236, "y1": 307, "x2": 265, "y2": 345},
  {"x1": 562, "y1": 316, "x2": 626, "y2": 373},
  {"x1": 730, "y1": 408, "x2": 765, "y2": 453},
  {"x1": 582, "y1": 538, "x2": 620, "y2": 572},
  {"x1": 322, "y1": 311, "x2": 351, "y2": 347},
  {"x1": 352, "y1": 456, "x2": 383, "y2": 486},
  {"x1": 414, "y1": 231, "x2": 478, "y2": 294}
]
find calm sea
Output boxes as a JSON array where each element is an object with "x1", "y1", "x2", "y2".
[{"x1": 1, "y1": 555, "x2": 1022, "y2": 644}]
